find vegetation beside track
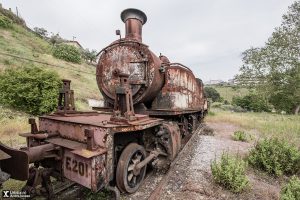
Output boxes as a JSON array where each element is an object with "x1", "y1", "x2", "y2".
[{"x1": 206, "y1": 109, "x2": 300, "y2": 148}]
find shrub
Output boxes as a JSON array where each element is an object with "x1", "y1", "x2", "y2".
[
  {"x1": 232, "y1": 93, "x2": 271, "y2": 112},
  {"x1": 211, "y1": 102, "x2": 222, "y2": 108},
  {"x1": 82, "y1": 48, "x2": 97, "y2": 63},
  {"x1": 204, "y1": 87, "x2": 221, "y2": 102},
  {"x1": 211, "y1": 152, "x2": 249, "y2": 193},
  {"x1": 232, "y1": 131, "x2": 248, "y2": 142},
  {"x1": 248, "y1": 138, "x2": 300, "y2": 176},
  {"x1": 0, "y1": 7, "x2": 25, "y2": 26},
  {"x1": 280, "y1": 176, "x2": 300, "y2": 200},
  {"x1": 0, "y1": 67, "x2": 61, "y2": 115},
  {"x1": 53, "y1": 44, "x2": 81, "y2": 63},
  {"x1": 0, "y1": 14, "x2": 12, "y2": 28},
  {"x1": 33, "y1": 27, "x2": 48, "y2": 38},
  {"x1": 224, "y1": 100, "x2": 229, "y2": 105}
]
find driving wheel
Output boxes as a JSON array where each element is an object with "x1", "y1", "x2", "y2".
[{"x1": 116, "y1": 143, "x2": 147, "y2": 193}]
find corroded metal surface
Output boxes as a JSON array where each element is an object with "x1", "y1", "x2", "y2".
[
  {"x1": 152, "y1": 64, "x2": 205, "y2": 111},
  {"x1": 0, "y1": 8, "x2": 208, "y2": 199},
  {"x1": 63, "y1": 149, "x2": 107, "y2": 192},
  {"x1": 121, "y1": 8, "x2": 147, "y2": 42},
  {"x1": 96, "y1": 8, "x2": 164, "y2": 107},
  {"x1": 0, "y1": 150, "x2": 10, "y2": 160},
  {"x1": 97, "y1": 41, "x2": 164, "y2": 106}
]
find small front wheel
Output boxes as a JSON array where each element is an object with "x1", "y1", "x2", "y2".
[{"x1": 116, "y1": 143, "x2": 147, "y2": 193}]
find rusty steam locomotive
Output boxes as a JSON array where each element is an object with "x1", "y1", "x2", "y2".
[{"x1": 0, "y1": 8, "x2": 207, "y2": 198}]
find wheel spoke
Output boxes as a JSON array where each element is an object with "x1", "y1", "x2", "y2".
[
  {"x1": 127, "y1": 172, "x2": 134, "y2": 182},
  {"x1": 132, "y1": 157, "x2": 139, "y2": 164},
  {"x1": 132, "y1": 176, "x2": 136, "y2": 185},
  {"x1": 132, "y1": 152, "x2": 142, "y2": 164},
  {"x1": 116, "y1": 144, "x2": 147, "y2": 193},
  {"x1": 128, "y1": 164, "x2": 135, "y2": 171},
  {"x1": 136, "y1": 154, "x2": 142, "y2": 162}
]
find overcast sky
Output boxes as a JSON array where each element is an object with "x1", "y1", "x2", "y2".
[{"x1": 1, "y1": 0, "x2": 295, "y2": 82}]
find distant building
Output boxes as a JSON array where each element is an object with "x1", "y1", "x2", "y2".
[
  {"x1": 206, "y1": 79, "x2": 225, "y2": 85},
  {"x1": 228, "y1": 78, "x2": 239, "y2": 85},
  {"x1": 62, "y1": 40, "x2": 83, "y2": 49}
]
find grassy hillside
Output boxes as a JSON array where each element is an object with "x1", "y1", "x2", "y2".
[
  {"x1": 0, "y1": 25, "x2": 100, "y2": 105},
  {"x1": 212, "y1": 85, "x2": 249, "y2": 103},
  {"x1": 0, "y1": 13, "x2": 101, "y2": 147}
]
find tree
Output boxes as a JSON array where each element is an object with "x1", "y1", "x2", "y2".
[
  {"x1": 82, "y1": 48, "x2": 97, "y2": 63},
  {"x1": 232, "y1": 93, "x2": 271, "y2": 112},
  {"x1": 237, "y1": 1, "x2": 300, "y2": 114},
  {"x1": 0, "y1": 67, "x2": 61, "y2": 115},
  {"x1": 49, "y1": 33, "x2": 62, "y2": 46},
  {"x1": 33, "y1": 27, "x2": 48, "y2": 38},
  {"x1": 204, "y1": 87, "x2": 221, "y2": 102}
]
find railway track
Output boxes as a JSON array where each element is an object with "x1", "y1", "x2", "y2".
[
  {"x1": 48, "y1": 125, "x2": 206, "y2": 200},
  {"x1": 122, "y1": 124, "x2": 206, "y2": 200}
]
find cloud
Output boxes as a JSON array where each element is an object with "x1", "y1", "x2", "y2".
[{"x1": 1, "y1": 0, "x2": 294, "y2": 81}]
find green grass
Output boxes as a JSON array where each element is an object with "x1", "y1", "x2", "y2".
[
  {"x1": 280, "y1": 176, "x2": 300, "y2": 200},
  {"x1": 206, "y1": 109, "x2": 300, "y2": 147},
  {"x1": 0, "y1": 21, "x2": 101, "y2": 141},
  {"x1": 0, "y1": 21, "x2": 102, "y2": 195},
  {"x1": 0, "y1": 24, "x2": 100, "y2": 102},
  {"x1": 213, "y1": 86, "x2": 249, "y2": 103},
  {"x1": 211, "y1": 152, "x2": 249, "y2": 193},
  {"x1": 248, "y1": 138, "x2": 300, "y2": 176},
  {"x1": 0, "y1": 106, "x2": 27, "y2": 146},
  {"x1": 0, "y1": 21, "x2": 102, "y2": 147},
  {"x1": 232, "y1": 131, "x2": 249, "y2": 142}
]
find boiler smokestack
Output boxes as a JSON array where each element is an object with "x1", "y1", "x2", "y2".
[{"x1": 121, "y1": 8, "x2": 147, "y2": 42}]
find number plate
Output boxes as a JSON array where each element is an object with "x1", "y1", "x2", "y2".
[{"x1": 63, "y1": 150, "x2": 92, "y2": 188}]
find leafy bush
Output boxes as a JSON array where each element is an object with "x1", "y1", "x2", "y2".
[
  {"x1": 82, "y1": 48, "x2": 97, "y2": 63},
  {"x1": 248, "y1": 138, "x2": 300, "y2": 176},
  {"x1": 211, "y1": 152, "x2": 249, "y2": 193},
  {"x1": 0, "y1": 14, "x2": 12, "y2": 28},
  {"x1": 0, "y1": 7, "x2": 25, "y2": 26},
  {"x1": 232, "y1": 131, "x2": 248, "y2": 142},
  {"x1": 204, "y1": 87, "x2": 221, "y2": 102},
  {"x1": 53, "y1": 44, "x2": 81, "y2": 63},
  {"x1": 280, "y1": 176, "x2": 300, "y2": 200},
  {"x1": 224, "y1": 100, "x2": 229, "y2": 105},
  {"x1": 0, "y1": 67, "x2": 61, "y2": 115},
  {"x1": 232, "y1": 93, "x2": 271, "y2": 112}
]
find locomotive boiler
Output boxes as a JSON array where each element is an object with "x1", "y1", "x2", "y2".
[{"x1": 0, "y1": 8, "x2": 207, "y2": 198}]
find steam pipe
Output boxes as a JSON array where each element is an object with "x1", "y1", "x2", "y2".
[{"x1": 121, "y1": 8, "x2": 147, "y2": 42}]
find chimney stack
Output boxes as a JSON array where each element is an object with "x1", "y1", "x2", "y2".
[{"x1": 121, "y1": 8, "x2": 147, "y2": 42}]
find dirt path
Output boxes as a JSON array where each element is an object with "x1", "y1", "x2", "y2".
[{"x1": 123, "y1": 122, "x2": 282, "y2": 200}]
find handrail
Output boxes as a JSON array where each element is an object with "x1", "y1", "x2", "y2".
[{"x1": 168, "y1": 63, "x2": 193, "y2": 72}]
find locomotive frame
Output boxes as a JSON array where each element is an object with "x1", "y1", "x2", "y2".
[{"x1": 0, "y1": 8, "x2": 208, "y2": 199}]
